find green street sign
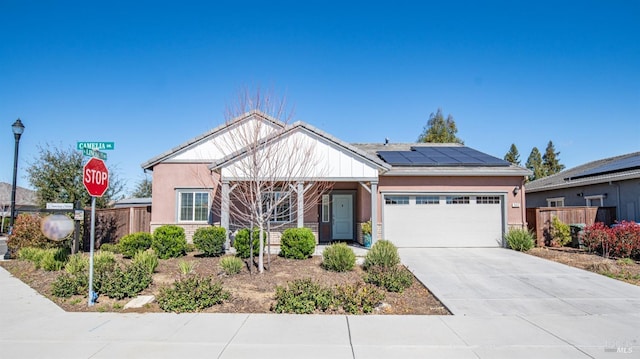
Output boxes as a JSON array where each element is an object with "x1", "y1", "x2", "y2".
[
  {"x1": 83, "y1": 148, "x2": 107, "y2": 160},
  {"x1": 77, "y1": 142, "x2": 115, "y2": 150}
]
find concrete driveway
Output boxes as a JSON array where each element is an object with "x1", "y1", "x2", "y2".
[{"x1": 399, "y1": 248, "x2": 640, "y2": 316}]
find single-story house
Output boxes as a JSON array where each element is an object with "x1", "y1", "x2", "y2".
[
  {"x1": 141, "y1": 111, "x2": 530, "y2": 248},
  {"x1": 526, "y1": 152, "x2": 640, "y2": 222},
  {"x1": 0, "y1": 182, "x2": 38, "y2": 233}
]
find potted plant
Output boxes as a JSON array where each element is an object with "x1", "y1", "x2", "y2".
[{"x1": 362, "y1": 220, "x2": 372, "y2": 248}]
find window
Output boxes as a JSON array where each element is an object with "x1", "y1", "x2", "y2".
[
  {"x1": 585, "y1": 195, "x2": 605, "y2": 207},
  {"x1": 416, "y1": 196, "x2": 439, "y2": 204},
  {"x1": 179, "y1": 191, "x2": 209, "y2": 222},
  {"x1": 546, "y1": 197, "x2": 565, "y2": 207},
  {"x1": 321, "y1": 194, "x2": 330, "y2": 222},
  {"x1": 446, "y1": 196, "x2": 470, "y2": 204},
  {"x1": 477, "y1": 196, "x2": 501, "y2": 204},
  {"x1": 385, "y1": 196, "x2": 409, "y2": 205},
  {"x1": 263, "y1": 191, "x2": 292, "y2": 222}
]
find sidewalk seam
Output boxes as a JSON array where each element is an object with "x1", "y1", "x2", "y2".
[
  {"x1": 345, "y1": 316, "x2": 355, "y2": 359},
  {"x1": 217, "y1": 313, "x2": 250, "y2": 359},
  {"x1": 519, "y1": 315, "x2": 596, "y2": 358}
]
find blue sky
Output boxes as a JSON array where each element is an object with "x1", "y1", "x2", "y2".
[{"x1": 1, "y1": 1, "x2": 639, "y2": 195}]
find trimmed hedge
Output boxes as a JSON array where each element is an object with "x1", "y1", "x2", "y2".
[
  {"x1": 233, "y1": 228, "x2": 263, "y2": 259},
  {"x1": 193, "y1": 226, "x2": 226, "y2": 257},
  {"x1": 280, "y1": 228, "x2": 316, "y2": 259},
  {"x1": 152, "y1": 225, "x2": 187, "y2": 259},
  {"x1": 118, "y1": 232, "x2": 152, "y2": 258}
]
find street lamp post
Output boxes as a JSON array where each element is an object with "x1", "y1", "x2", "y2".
[{"x1": 9, "y1": 119, "x2": 25, "y2": 234}]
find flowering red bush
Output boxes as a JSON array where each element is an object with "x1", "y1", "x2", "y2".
[
  {"x1": 583, "y1": 221, "x2": 640, "y2": 259},
  {"x1": 612, "y1": 221, "x2": 640, "y2": 260}
]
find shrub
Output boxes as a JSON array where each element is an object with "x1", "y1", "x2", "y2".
[
  {"x1": 98, "y1": 262, "x2": 153, "y2": 300},
  {"x1": 157, "y1": 276, "x2": 230, "y2": 313},
  {"x1": 363, "y1": 240, "x2": 400, "y2": 269},
  {"x1": 132, "y1": 249, "x2": 158, "y2": 274},
  {"x1": 233, "y1": 228, "x2": 263, "y2": 259},
  {"x1": 178, "y1": 260, "x2": 197, "y2": 275},
  {"x1": 611, "y1": 221, "x2": 640, "y2": 259},
  {"x1": 52, "y1": 272, "x2": 88, "y2": 298},
  {"x1": 7, "y1": 214, "x2": 63, "y2": 256},
  {"x1": 193, "y1": 226, "x2": 226, "y2": 257},
  {"x1": 152, "y1": 225, "x2": 187, "y2": 259},
  {"x1": 40, "y1": 248, "x2": 69, "y2": 271},
  {"x1": 505, "y1": 228, "x2": 535, "y2": 251},
  {"x1": 65, "y1": 253, "x2": 89, "y2": 275},
  {"x1": 582, "y1": 222, "x2": 615, "y2": 258},
  {"x1": 280, "y1": 228, "x2": 316, "y2": 260},
  {"x1": 364, "y1": 265, "x2": 413, "y2": 293},
  {"x1": 118, "y1": 232, "x2": 153, "y2": 258},
  {"x1": 99, "y1": 243, "x2": 119, "y2": 253},
  {"x1": 335, "y1": 282, "x2": 385, "y2": 314},
  {"x1": 220, "y1": 256, "x2": 244, "y2": 275},
  {"x1": 273, "y1": 278, "x2": 335, "y2": 314},
  {"x1": 322, "y1": 243, "x2": 356, "y2": 272},
  {"x1": 93, "y1": 251, "x2": 117, "y2": 273},
  {"x1": 550, "y1": 217, "x2": 571, "y2": 247},
  {"x1": 17, "y1": 247, "x2": 45, "y2": 263}
]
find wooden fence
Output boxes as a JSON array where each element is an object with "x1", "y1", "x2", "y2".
[
  {"x1": 526, "y1": 206, "x2": 616, "y2": 246},
  {"x1": 83, "y1": 206, "x2": 151, "y2": 249}
]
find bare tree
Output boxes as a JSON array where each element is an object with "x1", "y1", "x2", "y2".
[{"x1": 213, "y1": 90, "x2": 332, "y2": 273}]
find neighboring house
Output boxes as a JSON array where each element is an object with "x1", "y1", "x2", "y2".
[
  {"x1": 526, "y1": 152, "x2": 640, "y2": 222},
  {"x1": 141, "y1": 111, "x2": 530, "y2": 248},
  {"x1": 0, "y1": 182, "x2": 38, "y2": 233}
]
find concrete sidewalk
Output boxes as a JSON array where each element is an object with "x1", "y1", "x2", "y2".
[{"x1": 2, "y1": 263, "x2": 639, "y2": 358}]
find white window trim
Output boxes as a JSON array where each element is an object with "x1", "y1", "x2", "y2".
[
  {"x1": 263, "y1": 191, "x2": 293, "y2": 223},
  {"x1": 546, "y1": 197, "x2": 565, "y2": 207},
  {"x1": 585, "y1": 195, "x2": 605, "y2": 207},
  {"x1": 177, "y1": 189, "x2": 210, "y2": 223}
]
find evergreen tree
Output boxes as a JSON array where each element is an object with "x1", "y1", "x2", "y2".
[
  {"x1": 131, "y1": 176, "x2": 152, "y2": 198},
  {"x1": 542, "y1": 140, "x2": 565, "y2": 176},
  {"x1": 417, "y1": 108, "x2": 464, "y2": 144},
  {"x1": 503, "y1": 144, "x2": 521, "y2": 165},
  {"x1": 525, "y1": 147, "x2": 545, "y2": 181}
]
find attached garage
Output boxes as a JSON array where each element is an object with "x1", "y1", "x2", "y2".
[{"x1": 383, "y1": 194, "x2": 505, "y2": 247}]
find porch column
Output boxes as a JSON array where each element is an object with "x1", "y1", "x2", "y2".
[
  {"x1": 221, "y1": 180, "x2": 230, "y2": 249},
  {"x1": 297, "y1": 181, "x2": 304, "y2": 228},
  {"x1": 371, "y1": 181, "x2": 378, "y2": 244}
]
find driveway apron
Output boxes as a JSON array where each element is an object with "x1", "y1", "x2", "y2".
[{"x1": 399, "y1": 248, "x2": 640, "y2": 316}]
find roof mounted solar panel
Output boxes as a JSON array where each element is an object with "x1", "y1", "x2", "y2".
[
  {"x1": 378, "y1": 146, "x2": 511, "y2": 167},
  {"x1": 569, "y1": 154, "x2": 640, "y2": 179}
]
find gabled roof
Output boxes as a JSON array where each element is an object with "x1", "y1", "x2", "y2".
[
  {"x1": 527, "y1": 152, "x2": 640, "y2": 192},
  {"x1": 210, "y1": 121, "x2": 391, "y2": 172},
  {"x1": 0, "y1": 182, "x2": 37, "y2": 207},
  {"x1": 141, "y1": 110, "x2": 285, "y2": 170}
]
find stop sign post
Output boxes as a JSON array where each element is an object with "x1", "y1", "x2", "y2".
[{"x1": 83, "y1": 157, "x2": 109, "y2": 307}]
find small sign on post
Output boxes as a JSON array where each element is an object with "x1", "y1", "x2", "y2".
[{"x1": 46, "y1": 203, "x2": 74, "y2": 210}]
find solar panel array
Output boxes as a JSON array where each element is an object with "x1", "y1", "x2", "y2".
[
  {"x1": 569, "y1": 154, "x2": 640, "y2": 179},
  {"x1": 378, "y1": 146, "x2": 510, "y2": 167}
]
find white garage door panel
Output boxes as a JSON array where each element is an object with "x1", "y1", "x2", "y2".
[{"x1": 384, "y1": 196, "x2": 503, "y2": 247}]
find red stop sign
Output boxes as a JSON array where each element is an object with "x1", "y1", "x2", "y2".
[{"x1": 83, "y1": 157, "x2": 109, "y2": 197}]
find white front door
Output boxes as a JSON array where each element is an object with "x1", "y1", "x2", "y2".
[{"x1": 332, "y1": 194, "x2": 353, "y2": 240}]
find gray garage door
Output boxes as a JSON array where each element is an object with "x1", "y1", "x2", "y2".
[{"x1": 383, "y1": 194, "x2": 504, "y2": 247}]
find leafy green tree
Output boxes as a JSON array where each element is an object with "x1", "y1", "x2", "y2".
[
  {"x1": 525, "y1": 147, "x2": 545, "y2": 181},
  {"x1": 131, "y1": 176, "x2": 152, "y2": 198},
  {"x1": 417, "y1": 108, "x2": 464, "y2": 144},
  {"x1": 26, "y1": 145, "x2": 124, "y2": 208},
  {"x1": 503, "y1": 144, "x2": 521, "y2": 165},
  {"x1": 542, "y1": 140, "x2": 565, "y2": 176}
]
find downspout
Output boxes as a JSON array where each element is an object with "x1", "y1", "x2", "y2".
[{"x1": 520, "y1": 178, "x2": 527, "y2": 229}]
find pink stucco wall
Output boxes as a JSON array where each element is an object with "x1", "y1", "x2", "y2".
[
  {"x1": 375, "y1": 175, "x2": 527, "y2": 228},
  {"x1": 151, "y1": 162, "x2": 218, "y2": 225}
]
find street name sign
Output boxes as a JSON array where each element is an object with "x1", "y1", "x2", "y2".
[{"x1": 77, "y1": 142, "x2": 115, "y2": 150}]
